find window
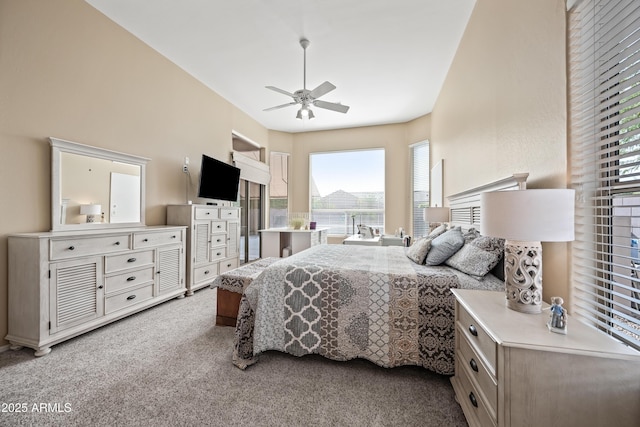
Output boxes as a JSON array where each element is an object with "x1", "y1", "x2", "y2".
[
  {"x1": 569, "y1": 0, "x2": 640, "y2": 350},
  {"x1": 310, "y1": 149, "x2": 384, "y2": 235},
  {"x1": 269, "y1": 152, "x2": 289, "y2": 228},
  {"x1": 411, "y1": 141, "x2": 429, "y2": 237}
]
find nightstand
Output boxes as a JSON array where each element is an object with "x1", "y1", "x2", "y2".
[{"x1": 450, "y1": 289, "x2": 640, "y2": 427}]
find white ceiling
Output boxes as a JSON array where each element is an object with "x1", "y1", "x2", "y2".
[{"x1": 85, "y1": 0, "x2": 476, "y2": 134}]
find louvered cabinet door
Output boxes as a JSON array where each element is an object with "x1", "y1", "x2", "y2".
[
  {"x1": 49, "y1": 257, "x2": 104, "y2": 334},
  {"x1": 193, "y1": 221, "x2": 211, "y2": 264},
  {"x1": 227, "y1": 220, "x2": 240, "y2": 258},
  {"x1": 156, "y1": 246, "x2": 184, "y2": 294}
]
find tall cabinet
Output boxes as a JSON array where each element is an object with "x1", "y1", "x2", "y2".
[
  {"x1": 6, "y1": 226, "x2": 186, "y2": 356},
  {"x1": 167, "y1": 204, "x2": 240, "y2": 296}
]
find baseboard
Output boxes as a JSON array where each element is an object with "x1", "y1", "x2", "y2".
[{"x1": 0, "y1": 343, "x2": 10, "y2": 353}]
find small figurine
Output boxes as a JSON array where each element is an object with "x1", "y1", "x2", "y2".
[{"x1": 547, "y1": 296, "x2": 567, "y2": 335}]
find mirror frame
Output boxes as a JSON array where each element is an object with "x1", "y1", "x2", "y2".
[{"x1": 50, "y1": 137, "x2": 150, "y2": 232}]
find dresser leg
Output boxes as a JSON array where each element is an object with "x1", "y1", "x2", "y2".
[{"x1": 34, "y1": 347, "x2": 51, "y2": 357}]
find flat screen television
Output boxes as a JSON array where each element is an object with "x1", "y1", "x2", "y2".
[{"x1": 197, "y1": 154, "x2": 241, "y2": 202}]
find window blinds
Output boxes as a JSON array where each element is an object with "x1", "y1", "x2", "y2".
[
  {"x1": 569, "y1": 0, "x2": 640, "y2": 350},
  {"x1": 411, "y1": 142, "x2": 429, "y2": 237}
]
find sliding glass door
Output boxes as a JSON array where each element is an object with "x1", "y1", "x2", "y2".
[{"x1": 239, "y1": 179, "x2": 263, "y2": 264}]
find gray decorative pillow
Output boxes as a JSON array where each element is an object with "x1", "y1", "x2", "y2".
[
  {"x1": 406, "y1": 237, "x2": 432, "y2": 264},
  {"x1": 462, "y1": 227, "x2": 480, "y2": 243},
  {"x1": 425, "y1": 227, "x2": 465, "y2": 266},
  {"x1": 445, "y1": 236, "x2": 505, "y2": 279},
  {"x1": 428, "y1": 223, "x2": 448, "y2": 238}
]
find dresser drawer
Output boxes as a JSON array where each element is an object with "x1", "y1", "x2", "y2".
[
  {"x1": 195, "y1": 207, "x2": 219, "y2": 220},
  {"x1": 210, "y1": 220, "x2": 226, "y2": 233},
  {"x1": 133, "y1": 230, "x2": 182, "y2": 248},
  {"x1": 194, "y1": 263, "x2": 218, "y2": 285},
  {"x1": 457, "y1": 302, "x2": 497, "y2": 374},
  {"x1": 50, "y1": 234, "x2": 131, "y2": 260},
  {"x1": 105, "y1": 267, "x2": 154, "y2": 294},
  {"x1": 220, "y1": 208, "x2": 238, "y2": 220},
  {"x1": 458, "y1": 332, "x2": 497, "y2": 414},
  {"x1": 219, "y1": 257, "x2": 239, "y2": 274},
  {"x1": 455, "y1": 358, "x2": 497, "y2": 427},
  {"x1": 210, "y1": 232, "x2": 227, "y2": 248},
  {"x1": 105, "y1": 283, "x2": 154, "y2": 314},
  {"x1": 210, "y1": 247, "x2": 227, "y2": 261},
  {"x1": 105, "y1": 250, "x2": 154, "y2": 273}
]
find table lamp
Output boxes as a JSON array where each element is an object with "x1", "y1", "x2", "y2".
[
  {"x1": 480, "y1": 189, "x2": 574, "y2": 313},
  {"x1": 80, "y1": 204, "x2": 102, "y2": 223},
  {"x1": 423, "y1": 207, "x2": 450, "y2": 229}
]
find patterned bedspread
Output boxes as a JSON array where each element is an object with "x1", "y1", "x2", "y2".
[{"x1": 233, "y1": 244, "x2": 502, "y2": 375}]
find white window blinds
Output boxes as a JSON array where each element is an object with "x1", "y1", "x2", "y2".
[
  {"x1": 569, "y1": 0, "x2": 640, "y2": 350},
  {"x1": 411, "y1": 141, "x2": 429, "y2": 237}
]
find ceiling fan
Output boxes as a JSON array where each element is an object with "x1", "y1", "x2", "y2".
[{"x1": 264, "y1": 38, "x2": 350, "y2": 120}]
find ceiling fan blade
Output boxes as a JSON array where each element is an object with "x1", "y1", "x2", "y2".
[
  {"x1": 266, "y1": 86, "x2": 295, "y2": 98},
  {"x1": 263, "y1": 102, "x2": 298, "y2": 111},
  {"x1": 313, "y1": 100, "x2": 350, "y2": 114},
  {"x1": 309, "y1": 81, "x2": 336, "y2": 99}
]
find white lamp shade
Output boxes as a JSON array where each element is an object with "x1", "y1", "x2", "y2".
[
  {"x1": 80, "y1": 204, "x2": 102, "y2": 216},
  {"x1": 423, "y1": 207, "x2": 450, "y2": 223},
  {"x1": 480, "y1": 189, "x2": 575, "y2": 242}
]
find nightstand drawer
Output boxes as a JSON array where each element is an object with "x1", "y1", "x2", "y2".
[
  {"x1": 458, "y1": 332, "x2": 497, "y2": 414},
  {"x1": 455, "y1": 358, "x2": 496, "y2": 427},
  {"x1": 457, "y1": 302, "x2": 497, "y2": 374}
]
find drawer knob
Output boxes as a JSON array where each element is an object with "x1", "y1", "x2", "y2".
[
  {"x1": 469, "y1": 325, "x2": 478, "y2": 337},
  {"x1": 171, "y1": 235, "x2": 176, "y2": 239},
  {"x1": 469, "y1": 392, "x2": 478, "y2": 408},
  {"x1": 127, "y1": 258, "x2": 137, "y2": 263},
  {"x1": 97, "y1": 285, "x2": 103, "y2": 290},
  {"x1": 68, "y1": 246, "x2": 75, "y2": 251},
  {"x1": 469, "y1": 358, "x2": 479, "y2": 372},
  {"x1": 143, "y1": 238, "x2": 148, "y2": 242},
  {"x1": 227, "y1": 263, "x2": 232, "y2": 268},
  {"x1": 206, "y1": 212, "x2": 210, "y2": 215},
  {"x1": 204, "y1": 270, "x2": 210, "y2": 275},
  {"x1": 217, "y1": 252, "x2": 222, "y2": 256},
  {"x1": 217, "y1": 225, "x2": 222, "y2": 229},
  {"x1": 127, "y1": 276, "x2": 136, "y2": 282},
  {"x1": 126, "y1": 295, "x2": 136, "y2": 301},
  {"x1": 115, "y1": 241, "x2": 120, "y2": 245}
]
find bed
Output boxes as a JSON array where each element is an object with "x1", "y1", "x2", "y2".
[{"x1": 231, "y1": 174, "x2": 528, "y2": 375}]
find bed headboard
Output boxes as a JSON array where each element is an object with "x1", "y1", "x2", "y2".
[{"x1": 447, "y1": 173, "x2": 529, "y2": 230}]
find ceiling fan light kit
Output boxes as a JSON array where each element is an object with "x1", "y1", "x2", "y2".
[{"x1": 264, "y1": 38, "x2": 350, "y2": 120}]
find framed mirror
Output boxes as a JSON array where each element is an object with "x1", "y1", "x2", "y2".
[{"x1": 50, "y1": 137, "x2": 150, "y2": 231}]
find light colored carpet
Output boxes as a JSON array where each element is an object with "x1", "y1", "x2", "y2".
[{"x1": 0, "y1": 288, "x2": 468, "y2": 427}]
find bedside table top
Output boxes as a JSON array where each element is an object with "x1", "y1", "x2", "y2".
[{"x1": 452, "y1": 289, "x2": 640, "y2": 360}]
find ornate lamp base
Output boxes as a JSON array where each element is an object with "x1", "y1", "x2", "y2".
[{"x1": 504, "y1": 240, "x2": 543, "y2": 314}]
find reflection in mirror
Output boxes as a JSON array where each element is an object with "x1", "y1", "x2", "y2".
[{"x1": 50, "y1": 137, "x2": 149, "y2": 231}]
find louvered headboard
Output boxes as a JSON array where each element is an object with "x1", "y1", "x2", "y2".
[{"x1": 447, "y1": 173, "x2": 529, "y2": 231}]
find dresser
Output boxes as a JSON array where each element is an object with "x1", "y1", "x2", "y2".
[
  {"x1": 451, "y1": 289, "x2": 640, "y2": 427},
  {"x1": 6, "y1": 226, "x2": 186, "y2": 356},
  {"x1": 167, "y1": 204, "x2": 240, "y2": 295},
  {"x1": 260, "y1": 228, "x2": 328, "y2": 258}
]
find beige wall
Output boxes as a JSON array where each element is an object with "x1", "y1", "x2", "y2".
[
  {"x1": 0, "y1": 0, "x2": 274, "y2": 348},
  {"x1": 0, "y1": 0, "x2": 428, "y2": 348},
  {"x1": 289, "y1": 120, "x2": 429, "y2": 237},
  {"x1": 431, "y1": 0, "x2": 569, "y2": 303}
]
